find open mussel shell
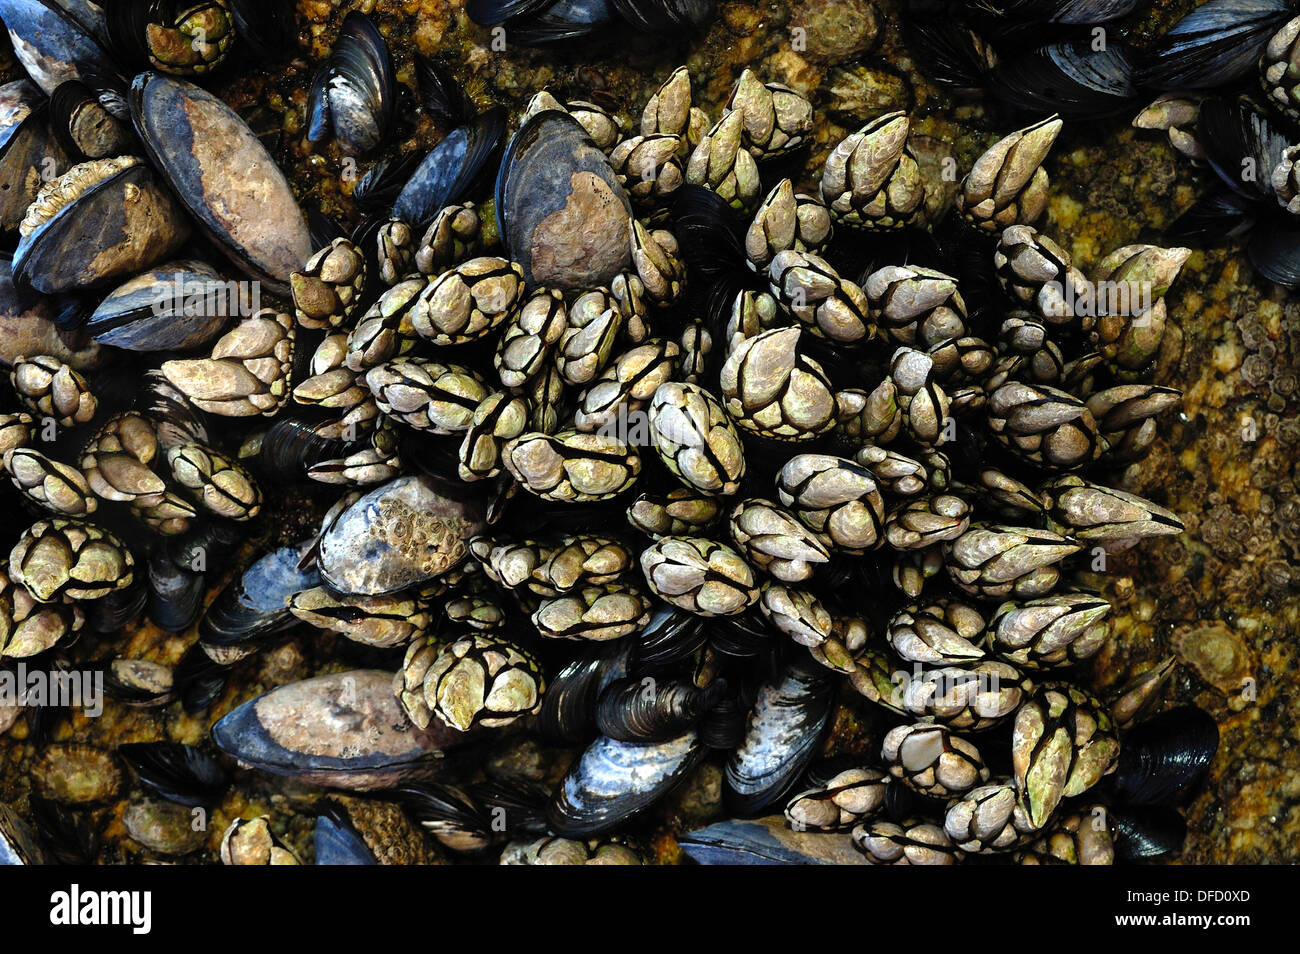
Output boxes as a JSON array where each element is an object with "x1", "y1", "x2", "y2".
[
  {"x1": 548, "y1": 730, "x2": 704, "y2": 836},
  {"x1": 316, "y1": 474, "x2": 485, "y2": 596},
  {"x1": 211, "y1": 670, "x2": 469, "y2": 790},
  {"x1": 13, "y1": 155, "x2": 191, "y2": 294},
  {"x1": 117, "y1": 741, "x2": 230, "y2": 807},
  {"x1": 724, "y1": 657, "x2": 835, "y2": 816},
  {"x1": 49, "y1": 80, "x2": 136, "y2": 161},
  {"x1": 680, "y1": 816, "x2": 868, "y2": 865},
  {"x1": 0, "y1": 79, "x2": 65, "y2": 232},
  {"x1": 537, "y1": 635, "x2": 634, "y2": 743},
  {"x1": 87, "y1": 260, "x2": 233, "y2": 351},
  {"x1": 1106, "y1": 706, "x2": 1218, "y2": 807},
  {"x1": 496, "y1": 109, "x2": 632, "y2": 291},
  {"x1": 390, "y1": 106, "x2": 506, "y2": 229},
  {"x1": 199, "y1": 544, "x2": 320, "y2": 649},
  {"x1": 129, "y1": 72, "x2": 312, "y2": 293},
  {"x1": 306, "y1": 11, "x2": 395, "y2": 158},
  {"x1": 0, "y1": 0, "x2": 122, "y2": 96}
]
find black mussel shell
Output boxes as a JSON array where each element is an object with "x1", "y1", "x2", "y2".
[
  {"x1": 85, "y1": 580, "x2": 146, "y2": 633},
  {"x1": 594, "y1": 674, "x2": 723, "y2": 743},
  {"x1": 637, "y1": 601, "x2": 707, "y2": 666},
  {"x1": 709, "y1": 611, "x2": 777, "y2": 658},
  {"x1": 0, "y1": 79, "x2": 64, "y2": 232},
  {"x1": 1135, "y1": 0, "x2": 1290, "y2": 91},
  {"x1": 395, "y1": 783, "x2": 495, "y2": 853},
  {"x1": 465, "y1": 0, "x2": 553, "y2": 26},
  {"x1": 391, "y1": 106, "x2": 505, "y2": 230},
  {"x1": 1107, "y1": 706, "x2": 1218, "y2": 807},
  {"x1": 724, "y1": 658, "x2": 835, "y2": 816},
  {"x1": 506, "y1": 0, "x2": 617, "y2": 45},
  {"x1": 29, "y1": 794, "x2": 99, "y2": 864},
  {"x1": 129, "y1": 72, "x2": 312, "y2": 293},
  {"x1": 0, "y1": 0, "x2": 122, "y2": 97},
  {"x1": 0, "y1": 802, "x2": 55, "y2": 864},
  {"x1": 989, "y1": 40, "x2": 1138, "y2": 120},
  {"x1": 49, "y1": 80, "x2": 135, "y2": 162},
  {"x1": 415, "y1": 56, "x2": 475, "y2": 127},
  {"x1": 1112, "y1": 805, "x2": 1187, "y2": 862},
  {"x1": 306, "y1": 11, "x2": 394, "y2": 158},
  {"x1": 680, "y1": 816, "x2": 868, "y2": 865},
  {"x1": 1029, "y1": 0, "x2": 1142, "y2": 24},
  {"x1": 173, "y1": 642, "x2": 228, "y2": 715},
  {"x1": 905, "y1": 19, "x2": 996, "y2": 94},
  {"x1": 472, "y1": 777, "x2": 551, "y2": 837},
  {"x1": 1248, "y1": 220, "x2": 1300, "y2": 287},
  {"x1": 146, "y1": 548, "x2": 205, "y2": 633},
  {"x1": 495, "y1": 109, "x2": 632, "y2": 291},
  {"x1": 672, "y1": 184, "x2": 749, "y2": 281},
  {"x1": 257, "y1": 417, "x2": 348, "y2": 482},
  {"x1": 118, "y1": 741, "x2": 230, "y2": 807},
  {"x1": 227, "y1": 0, "x2": 296, "y2": 60},
  {"x1": 86, "y1": 260, "x2": 234, "y2": 352},
  {"x1": 199, "y1": 544, "x2": 320, "y2": 648},
  {"x1": 13, "y1": 157, "x2": 191, "y2": 294},
  {"x1": 352, "y1": 150, "x2": 424, "y2": 216},
  {"x1": 610, "y1": 0, "x2": 713, "y2": 32},
  {"x1": 1167, "y1": 188, "x2": 1257, "y2": 245},
  {"x1": 1198, "y1": 97, "x2": 1289, "y2": 202},
  {"x1": 313, "y1": 801, "x2": 378, "y2": 864},
  {"x1": 101, "y1": 656, "x2": 176, "y2": 707},
  {"x1": 699, "y1": 693, "x2": 747, "y2": 749},
  {"x1": 538, "y1": 636, "x2": 634, "y2": 743},
  {"x1": 548, "y1": 730, "x2": 705, "y2": 836}
]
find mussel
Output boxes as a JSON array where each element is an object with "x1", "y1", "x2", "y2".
[
  {"x1": 315, "y1": 474, "x2": 485, "y2": 596},
  {"x1": 86, "y1": 260, "x2": 234, "y2": 351},
  {"x1": 1106, "y1": 706, "x2": 1218, "y2": 807},
  {"x1": 724, "y1": 657, "x2": 835, "y2": 816},
  {"x1": 496, "y1": 110, "x2": 633, "y2": 291},
  {"x1": 547, "y1": 730, "x2": 704, "y2": 836},
  {"x1": 13, "y1": 155, "x2": 190, "y2": 294},
  {"x1": 129, "y1": 72, "x2": 312, "y2": 293},
  {"x1": 306, "y1": 11, "x2": 395, "y2": 158},
  {"x1": 211, "y1": 669, "x2": 468, "y2": 789}
]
